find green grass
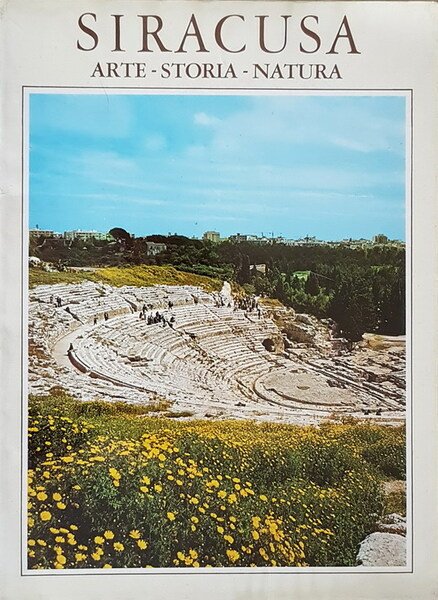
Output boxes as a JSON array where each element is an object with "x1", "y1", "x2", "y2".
[
  {"x1": 29, "y1": 265, "x2": 222, "y2": 292},
  {"x1": 27, "y1": 394, "x2": 406, "y2": 569},
  {"x1": 28, "y1": 270, "x2": 97, "y2": 287}
]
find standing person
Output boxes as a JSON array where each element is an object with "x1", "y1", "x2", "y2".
[
  {"x1": 104, "y1": 311, "x2": 109, "y2": 321},
  {"x1": 93, "y1": 316, "x2": 98, "y2": 325}
]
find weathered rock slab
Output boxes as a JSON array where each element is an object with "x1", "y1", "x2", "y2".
[
  {"x1": 377, "y1": 513, "x2": 407, "y2": 536},
  {"x1": 357, "y1": 532, "x2": 406, "y2": 566}
]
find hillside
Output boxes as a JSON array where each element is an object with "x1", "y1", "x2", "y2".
[{"x1": 29, "y1": 265, "x2": 222, "y2": 293}]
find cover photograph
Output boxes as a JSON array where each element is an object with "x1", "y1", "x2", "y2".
[{"x1": 1, "y1": 2, "x2": 437, "y2": 599}]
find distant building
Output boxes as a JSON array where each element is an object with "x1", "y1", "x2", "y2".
[
  {"x1": 229, "y1": 233, "x2": 264, "y2": 243},
  {"x1": 202, "y1": 231, "x2": 221, "y2": 243},
  {"x1": 229, "y1": 233, "x2": 248, "y2": 243},
  {"x1": 64, "y1": 230, "x2": 113, "y2": 241},
  {"x1": 29, "y1": 228, "x2": 55, "y2": 239},
  {"x1": 373, "y1": 234, "x2": 389, "y2": 244},
  {"x1": 251, "y1": 264, "x2": 266, "y2": 275},
  {"x1": 293, "y1": 236, "x2": 326, "y2": 246},
  {"x1": 145, "y1": 242, "x2": 167, "y2": 256}
]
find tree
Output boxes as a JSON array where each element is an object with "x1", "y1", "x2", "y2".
[
  {"x1": 305, "y1": 272, "x2": 320, "y2": 296},
  {"x1": 237, "y1": 254, "x2": 251, "y2": 285},
  {"x1": 109, "y1": 227, "x2": 132, "y2": 245},
  {"x1": 330, "y1": 270, "x2": 377, "y2": 341}
]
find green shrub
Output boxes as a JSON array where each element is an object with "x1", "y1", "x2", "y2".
[{"x1": 27, "y1": 395, "x2": 404, "y2": 569}]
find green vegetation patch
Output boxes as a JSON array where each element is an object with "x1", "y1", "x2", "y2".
[
  {"x1": 29, "y1": 269, "x2": 96, "y2": 288},
  {"x1": 28, "y1": 394, "x2": 405, "y2": 569},
  {"x1": 29, "y1": 265, "x2": 221, "y2": 292},
  {"x1": 293, "y1": 270, "x2": 311, "y2": 281}
]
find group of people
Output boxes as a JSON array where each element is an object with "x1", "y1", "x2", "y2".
[
  {"x1": 235, "y1": 295, "x2": 259, "y2": 312},
  {"x1": 362, "y1": 407, "x2": 382, "y2": 416},
  {"x1": 93, "y1": 312, "x2": 109, "y2": 325},
  {"x1": 49, "y1": 295, "x2": 63, "y2": 307},
  {"x1": 213, "y1": 296, "x2": 232, "y2": 309},
  {"x1": 235, "y1": 295, "x2": 262, "y2": 319},
  {"x1": 139, "y1": 309, "x2": 176, "y2": 328}
]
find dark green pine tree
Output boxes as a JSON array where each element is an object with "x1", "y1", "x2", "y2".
[
  {"x1": 237, "y1": 254, "x2": 251, "y2": 285},
  {"x1": 330, "y1": 270, "x2": 377, "y2": 341},
  {"x1": 304, "y1": 272, "x2": 320, "y2": 296}
]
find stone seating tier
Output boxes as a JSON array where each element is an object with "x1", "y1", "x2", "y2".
[{"x1": 28, "y1": 281, "x2": 406, "y2": 423}]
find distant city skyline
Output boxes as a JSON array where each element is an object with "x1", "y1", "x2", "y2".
[
  {"x1": 29, "y1": 225, "x2": 402, "y2": 245},
  {"x1": 29, "y1": 93, "x2": 406, "y2": 241}
]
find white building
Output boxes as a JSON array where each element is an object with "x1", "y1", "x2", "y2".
[
  {"x1": 202, "y1": 231, "x2": 221, "y2": 243},
  {"x1": 64, "y1": 230, "x2": 113, "y2": 241},
  {"x1": 29, "y1": 228, "x2": 55, "y2": 239},
  {"x1": 146, "y1": 242, "x2": 167, "y2": 256}
]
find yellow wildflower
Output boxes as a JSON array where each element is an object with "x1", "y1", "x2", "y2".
[
  {"x1": 108, "y1": 467, "x2": 120, "y2": 480},
  {"x1": 226, "y1": 549, "x2": 240, "y2": 563},
  {"x1": 129, "y1": 530, "x2": 141, "y2": 539},
  {"x1": 252, "y1": 516, "x2": 261, "y2": 528},
  {"x1": 75, "y1": 553, "x2": 86, "y2": 562}
]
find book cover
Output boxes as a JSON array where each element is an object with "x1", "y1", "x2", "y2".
[{"x1": 0, "y1": 1, "x2": 437, "y2": 598}]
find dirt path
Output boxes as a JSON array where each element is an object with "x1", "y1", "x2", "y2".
[{"x1": 52, "y1": 326, "x2": 87, "y2": 370}]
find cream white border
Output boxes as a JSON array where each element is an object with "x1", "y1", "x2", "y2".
[{"x1": 2, "y1": 2, "x2": 437, "y2": 598}]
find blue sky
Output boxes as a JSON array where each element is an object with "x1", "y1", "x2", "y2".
[{"x1": 29, "y1": 93, "x2": 406, "y2": 240}]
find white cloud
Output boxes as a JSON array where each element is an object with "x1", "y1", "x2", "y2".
[
  {"x1": 188, "y1": 96, "x2": 405, "y2": 162},
  {"x1": 194, "y1": 112, "x2": 220, "y2": 127}
]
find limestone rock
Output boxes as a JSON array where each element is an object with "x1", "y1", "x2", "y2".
[
  {"x1": 28, "y1": 281, "x2": 406, "y2": 426},
  {"x1": 377, "y1": 513, "x2": 407, "y2": 536},
  {"x1": 357, "y1": 532, "x2": 406, "y2": 566},
  {"x1": 261, "y1": 334, "x2": 284, "y2": 353}
]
